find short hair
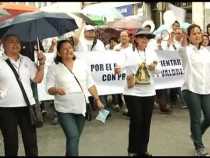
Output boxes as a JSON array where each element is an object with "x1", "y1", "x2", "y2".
[
  {"x1": 120, "y1": 30, "x2": 129, "y2": 36},
  {"x1": 144, "y1": 25, "x2": 151, "y2": 29},
  {"x1": 109, "y1": 37, "x2": 118, "y2": 43},
  {"x1": 173, "y1": 20, "x2": 180, "y2": 26},
  {"x1": 2, "y1": 34, "x2": 21, "y2": 44},
  {"x1": 207, "y1": 23, "x2": 210, "y2": 29}
]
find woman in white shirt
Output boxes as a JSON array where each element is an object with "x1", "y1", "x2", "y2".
[
  {"x1": 46, "y1": 39, "x2": 104, "y2": 156},
  {"x1": 115, "y1": 28, "x2": 160, "y2": 156},
  {"x1": 179, "y1": 24, "x2": 210, "y2": 156}
]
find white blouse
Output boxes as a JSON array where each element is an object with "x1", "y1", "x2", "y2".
[
  {"x1": 122, "y1": 48, "x2": 161, "y2": 97},
  {"x1": 178, "y1": 44, "x2": 210, "y2": 94},
  {"x1": 46, "y1": 59, "x2": 95, "y2": 116}
]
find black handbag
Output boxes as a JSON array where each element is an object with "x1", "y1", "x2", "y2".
[{"x1": 5, "y1": 59, "x2": 43, "y2": 128}]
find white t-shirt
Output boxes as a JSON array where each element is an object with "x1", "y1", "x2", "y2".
[
  {"x1": 113, "y1": 43, "x2": 133, "y2": 53},
  {"x1": 178, "y1": 44, "x2": 210, "y2": 94},
  {"x1": 0, "y1": 54, "x2": 37, "y2": 107},
  {"x1": 46, "y1": 59, "x2": 95, "y2": 116},
  {"x1": 167, "y1": 40, "x2": 182, "y2": 51},
  {"x1": 121, "y1": 48, "x2": 161, "y2": 97},
  {"x1": 76, "y1": 38, "x2": 105, "y2": 52}
]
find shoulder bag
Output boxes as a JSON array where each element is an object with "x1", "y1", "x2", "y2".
[{"x1": 5, "y1": 59, "x2": 43, "y2": 128}]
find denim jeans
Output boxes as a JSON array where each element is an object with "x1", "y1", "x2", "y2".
[
  {"x1": 182, "y1": 90, "x2": 210, "y2": 149},
  {"x1": 57, "y1": 112, "x2": 85, "y2": 156}
]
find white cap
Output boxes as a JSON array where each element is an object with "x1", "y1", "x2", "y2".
[{"x1": 84, "y1": 25, "x2": 96, "y2": 31}]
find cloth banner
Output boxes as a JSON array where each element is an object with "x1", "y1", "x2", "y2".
[
  {"x1": 76, "y1": 51, "x2": 127, "y2": 95},
  {"x1": 38, "y1": 50, "x2": 185, "y2": 100},
  {"x1": 153, "y1": 50, "x2": 184, "y2": 90}
]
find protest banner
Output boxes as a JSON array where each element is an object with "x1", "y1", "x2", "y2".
[
  {"x1": 153, "y1": 50, "x2": 184, "y2": 89},
  {"x1": 76, "y1": 51, "x2": 127, "y2": 95},
  {"x1": 38, "y1": 50, "x2": 185, "y2": 99}
]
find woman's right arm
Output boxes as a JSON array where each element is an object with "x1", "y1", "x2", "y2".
[
  {"x1": 48, "y1": 87, "x2": 65, "y2": 95},
  {"x1": 46, "y1": 65, "x2": 65, "y2": 96}
]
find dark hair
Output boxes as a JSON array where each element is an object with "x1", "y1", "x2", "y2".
[
  {"x1": 2, "y1": 34, "x2": 21, "y2": 44},
  {"x1": 173, "y1": 20, "x2": 180, "y2": 26},
  {"x1": 144, "y1": 25, "x2": 151, "y2": 29},
  {"x1": 68, "y1": 36, "x2": 75, "y2": 47},
  {"x1": 187, "y1": 24, "x2": 202, "y2": 49},
  {"x1": 207, "y1": 23, "x2": 210, "y2": 29},
  {"x1": 54, "y1": 39, "x2": 76, "y2": 64},
  {"x1": 109, "y1": 37, "x2": 118, "y2": 43},
  {"x1": 202, "y1": 33, "x2": 210, "y2": 46},
  {"x1": 203, "y1": 33, "x2": 209, "y2": 39},
  {"x1": 206, "y1": 24, "x2": 210, "y2": 35}
]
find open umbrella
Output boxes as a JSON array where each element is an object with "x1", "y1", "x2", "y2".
[
  {"x1": 81, "y1": 3, "x2": 123, "y2": 22},
  {"x1": 107, "y1": 15, "x2": 148, "y2": 30},
  {"x1": 153, "y1": 22, "x2": 191, "y2": 35},
  {"x1": 0, "y1": 3, "x2": 39, "y2": 22},
  {"x1": 0, "y1": 11, "x2": 78, "y2": 42},
  {"x1": 0, "y1": 3, "x2": 39, "y2": 13},
  {"x1": 88, "y1": 15, "x2": 106, "y2": 26},
  {"x1": 0, "y1": 8, "x2": 10, "y2": 16},
  {"x1": 40, "y1": 3, "x2": 95, "y2": 26}
]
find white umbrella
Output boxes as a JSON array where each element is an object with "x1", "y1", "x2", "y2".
[
  {"x1": 107, "y1": 15, "x2": 148, "y2": 29},
  {"x1": 81, "y1": 3, "x2": 124, "y2": 22},
  {"x1": 0, "y1": 8, "x2": 10, "y2": 16},
  {"x1": 40, "y1": 2, "x2": 94, "y2": 26}
]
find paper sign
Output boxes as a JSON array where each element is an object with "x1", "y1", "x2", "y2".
[{"x1": 96, "y1": 109, "x2": 110, "y2": 124}]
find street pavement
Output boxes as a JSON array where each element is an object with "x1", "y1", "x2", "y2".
[{"x1": 0, "y1": 106, "x2": 210, "y2": 156}]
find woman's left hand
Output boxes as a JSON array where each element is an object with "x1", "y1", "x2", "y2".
[{"x1": 147, "y1": 61, "x2": 157, "y2": 71}]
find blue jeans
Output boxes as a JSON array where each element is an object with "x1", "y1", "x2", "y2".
[
  {"x1": 182, "y1": 90, "x2": 210, "y2": 149},
  {"x1": 57, "y1": 112, "x2": 85, "y2": 156}
]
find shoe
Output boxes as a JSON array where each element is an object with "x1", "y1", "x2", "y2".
[
  {"x1": 144, "y1": 152, "x2": 152, "y2": 156},
  {"x1": 128, "y1": 152, "x2": 137, "y2": 157},
  {"x1": 112, "y1": 104, "x2": 120, "y2": 112},
  {"x1": 195, "y1": 147, "x2": 208, "y2": 156},
  {"x1": 42, "y1": 110, "x2": 47, "y2": 114},
  {"x1": 160, "y1": 107, "x2": 172, "y2": 114},
  {"x1": 181, "y1": 105, "x2": 188, "y2": 109},
  {"x1": 51, "y1": 117, "x2": 58, "y2": 125},
  {"x1": 137, "y1": 152, "x2": 152, "y2": 156},
  {"x1": 154, "y1": 101, "x2": 159, "y2": 109},
  {"x1": 122, "y1": 108, "x2": 129, "y2": 116}
]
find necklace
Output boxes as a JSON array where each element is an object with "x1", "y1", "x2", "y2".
[{"x1": 137, "y1": 49, "x2": 146, "y2": 63}]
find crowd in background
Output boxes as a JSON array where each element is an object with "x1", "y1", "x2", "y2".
[{"x1": 1, "y1": 18, "x2": 210, "y2": 156}]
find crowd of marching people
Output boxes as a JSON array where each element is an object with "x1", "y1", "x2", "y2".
[{"x1": 0, "y1": 18, "x2": 210, "y2": 156}]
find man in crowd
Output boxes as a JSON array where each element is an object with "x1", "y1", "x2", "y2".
[
  {"x1": 113, "y1": 30, "x2": 133, "y2": 115},
  {"x1": 75, "y1": 25, "x2": 110, "y2": 119},
  {"x1": 76, "y1": 25, "x2": 105, "y2": 52}
]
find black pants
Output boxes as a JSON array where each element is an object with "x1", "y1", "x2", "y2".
[
  {"x1": 156, "y1": 89, "x2": 169, "y2": 109},
  {"x1": 124, "y1": 95, "x2": 155, "y2": 155},
  {"x1": 0, "y1": 107, "x2": 38, "y2": 156}
]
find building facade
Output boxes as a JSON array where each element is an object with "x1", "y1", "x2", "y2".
[{"x1": 5, "y1": 2, "x2": 210, "y2": 32}]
